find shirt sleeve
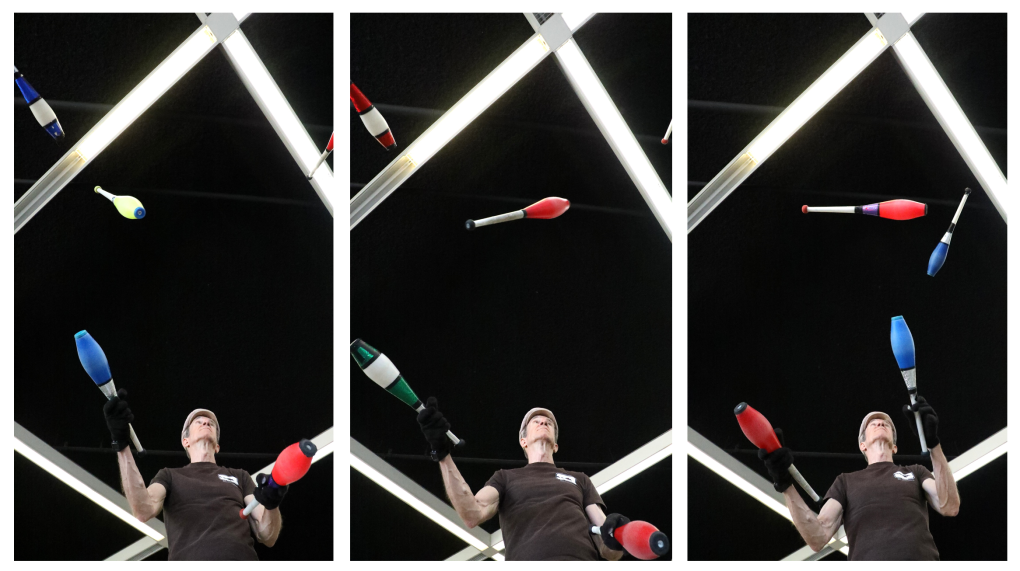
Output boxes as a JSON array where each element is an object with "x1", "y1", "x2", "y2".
[
  {"x1": 150, "y1": 467, "x2": 172, "y2": 497},
  {"x1": 912, "y1": 464, "x2": 935, "y2": 484},
  {"x1": 822, "y1": 473, "x2": 846, "y2": 508},
  {"x1": 241, "y1": 469, "x2": 256, "y2": 497},
  {"x1": 580, "y1": 474, "x2": 606, "y2": 513},
  {"x1": 485, "y1": 470, "x2": 506, "y2": 498}
]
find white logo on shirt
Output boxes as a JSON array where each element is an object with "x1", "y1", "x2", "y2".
[
  {"x1": 555, "y1": 473, "x2": 577, "y2": 486},
  {"x1": 218, "y1": 474, "x2": 240, "y2": 487},
  {"x1": 893, "y1": 471, "x2": 915, "y2": 481}
]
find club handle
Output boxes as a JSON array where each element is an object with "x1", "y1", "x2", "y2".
[
  {"x1": 240, "y1": 475, "x2": 281, "y2": 519},
  {"x1": 446, "y1": 429, "x2": 462, "y2": 447},
  {"x1": 910, "y1": 393, "x2": 928, "y2": 452},
  {"x1": 787, "y1": 464, "x2": 820, "y2": 502},
  {"x1": 128, "y1": 423, "x2": 145, "y2": 455}
]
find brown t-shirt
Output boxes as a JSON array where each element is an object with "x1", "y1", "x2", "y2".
[
  {"x1": 151, "y1": 462, "x2": 259, "y2": 560},
  {"x1": 485, "y1": 462, "x2": 606, "y2": 561},
  {"x1": 823, "y1": 461, "x2": 939, "y2": 561}
]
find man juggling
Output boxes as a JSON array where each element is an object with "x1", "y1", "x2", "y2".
[{"x1": 757, "y1": 400, "x2": 960, "y2": 560}]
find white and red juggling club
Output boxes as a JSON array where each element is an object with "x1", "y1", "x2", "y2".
[
  {"x1": 240, "y1": 439, "x2": 317, "y2": 519},
  {"x1": 465, "y1": 197, "x2": 570, "y2": 230},
  {"x1": 307, "y1": 132, "x2": 334, "y2": 179},
  {"x1": 350, "y1": 82, "x2": 396, "y2": 151},
  {"x1": 801, "y1": 199, "x2": 927, "y2": 220},
  {"x1": 734, "y1": 402, "x2": 819, "y2": 501},
  {"x1": 589, "y1": 520, "x2": 670, "y2": 560},
  {"x1": 662, "y1": 119, "x2": 672, "y2": 144}
]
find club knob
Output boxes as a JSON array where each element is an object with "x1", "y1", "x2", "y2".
[
  {"x1": 465, "y1": 219, "x2": 476, "y2": 230},
  {"x1": 734, "y1": 402, "x2": 748, "y2": 415}
]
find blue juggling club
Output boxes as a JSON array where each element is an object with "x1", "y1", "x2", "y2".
[
  {"x1": 927, "y1": 188, "x2": 971, "y2": 276},
  {"x1": 15, "y1": 65, "x2": 64, "y2": 141},
  {"x1": 74, "y1": 330, "x2": 145, "y2": 454},
  {"x1": 890, "y1": 316, "x2": 927, "y2": 454}
]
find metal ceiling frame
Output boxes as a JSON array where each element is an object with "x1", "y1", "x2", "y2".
[
  {"x1": 350, "y1": 13, "x2": 672, "y2": 240},
  {"x1": 13, "y1": 13, "x2": 335, "y2": 560},
  {"x1": 14, "y1": 12, "x2": 332, "y2": 234},
  {"x1": 687, "y1": 12, "x2": 1007, "y2": 233},
  {"x1": 687, "y1": 13, "x2": 1008, "y2": 560},
  {"x1": 349, "y1": 13, "x2": 672, "y2": 560}
]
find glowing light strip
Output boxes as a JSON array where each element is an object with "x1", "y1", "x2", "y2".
[
  {"x1": 350, "y1": 451, "x2": 489, "y2": 551},
  {"x1": 687, "y1": 440, "x2": 792, "y2": 521},
  {"x1": 555, "y1": 39, "x2": 672, "y2": 240},
  {"x1": 76, "y1": 26, "x2": 218, "y2": 160},
  {"x1": 14, "y1": 432, "x2": 165, "y2": 542},
  {"x1": 404, "y1": 35, "x2": 550, "y2": 166},
  {"x1": 597, "y1": 445, "x2": 673, "y2": 495},
  {"x1": 561, "y1": 12, "x2": 595, "y2": 32},
  {"x1": 892, "y1": 32, "x2": 1008, "y2": 222}
]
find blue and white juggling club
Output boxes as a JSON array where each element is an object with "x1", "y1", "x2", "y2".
[
  {"x1": 74, "y1": 330, "x2": 145, "y2": 454},
  {"x1": 15, "y1": 65, "x2": 65, "y2": 141},
  {"x1": 890, "y1": 316, "x2": 927, "y2": 454},
  {"x1": 927, "y1": 188, "x2": 971, "y2": 277}
]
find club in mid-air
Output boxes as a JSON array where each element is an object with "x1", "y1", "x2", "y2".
[
  {"x1": 94, "y1": 186, "x2": 145, "y2": 219},
  {"x1": 589, "y1": 520, "x2": 670, "y2": 560},
  {"x1": 661, "y1": 119, "x2": 672, "y2": 144},
  {"x1": 308, "y1": 132, "x2": 334, "y2": 179},
  {"x1": 15, "y1": 65, "x2": 64, "y2": 141},
  {"x1": 74, "y1": 330, "x2": 145, "y2": 454},
  {"x1": 927, "y1": 188, "x2": 971, "y2": 277},
  {"x1": 240, "y1": 439, "x2": 317, "y2": 519},
  {"x1": 350, "y1": 82, "x2": 396, "y2": 151},
  {"x1": 734, "y1": 402, "x2": 819, "y2": 501},
  {"x1": 801, "y1": 199, "x2": 927, "y2": 220},
  {"x1": 890, "y1": 316, "x2": 928, "y2": 454},
  {"x1": 350, "y1": 339, "x2": 463, "y2": 447},
  {"x1": 466, "y1": 197, "x2": 570, "y2": 230}
]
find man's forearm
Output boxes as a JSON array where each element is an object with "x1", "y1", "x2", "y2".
[
  {"x1": 117, "y1": 448, "x2": 154, "y2": 520},
  {"x1": 256, "y1": 506, "x2": 282, "y2": 546},
  {"x1": 930, "y1": 444, "x2": 961, "y2": 515},
  {"x1": 439, "y1": 456, "x2": 482, "y2": 526},
  {"x1": 784, "y1": 487, "x2": 829, "y2": 551}
]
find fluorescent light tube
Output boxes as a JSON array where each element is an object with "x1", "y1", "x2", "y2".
[
  {"x1": 892, "y1": 32, "x2": 1008, "y2": 222},
  {"x1": 405, "y1": 34, "x2": 550, "y2": 166},
  {"x1": 901, "y1": 12, "x2": 924, "y2": 26},
  {"x1": 688, "y1": 443, "x2": 792, "y2": 521},
  {"x1": 350, "y1": 453, "x2": 489, "y2": 551},
  {"x1": 492, "y1": 540, "x2": 505, "y2": 551},
  {"x1": 555, "y1": 39, "x2": 672, "y2": 239},
  {"x1": 747, "y1": 28, "x2": 887, "y2": 164},
  {"x1": 76, "y1": 26, "x2": 217, "y2": 161},
  {"x1": 491, "y1": 552, "x2": 505, "y2": 561},
  {"x1": 561, "y1": 12, "x2": 595, "y2": 32},
  {"x1": 596, "y1": 445, "x2": 673, "y2": 494},
  {"x1": 14, "y1": 436, "x2": 165, "y2": 542},
  {"x1": 312, "y1": 440, "x2": 335, "y2": 463}
]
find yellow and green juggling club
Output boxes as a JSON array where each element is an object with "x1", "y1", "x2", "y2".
[
  {"x1": 350, "y1": 339, "x2": 463, "y2": 446},
  {"x1": 95, "y1": 186, "x2": 145, "y2": 219}
]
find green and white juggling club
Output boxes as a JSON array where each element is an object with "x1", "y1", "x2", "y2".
[{"x1": 350, "y1": 339, "x2": 463, "y2": 446}]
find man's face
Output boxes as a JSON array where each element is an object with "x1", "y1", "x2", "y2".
[
  {"x1": 864, "y1": 417, "x2": 894, "y2": 447},
  {"x1": 189, "y1": 416, "x2": 218, "y2": 445},
  {"x1": 527, "y1": 415, "x2": 556, "y2": 444}
]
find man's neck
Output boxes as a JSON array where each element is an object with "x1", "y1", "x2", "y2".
[
  {"x1": 188, "y1": 443, "x2": 217, "y2": 464},
  {"x1": 525, "y1": 441, "x2": 555, "y2": 465},
  {"x1": 865, "y1": 441, "x2": 895, "y2": 465}
]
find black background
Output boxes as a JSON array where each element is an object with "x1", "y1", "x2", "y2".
[
  {"x1": 351, "y1": 13, "x2": 672, "y2": 561},
  {"x1": 688, "y1": 14, "x2": 1006, "y2": 560},
  {"x1": 15, "y1": 13, "x2": 333, "y2": 560}
]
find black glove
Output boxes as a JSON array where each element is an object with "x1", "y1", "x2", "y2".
[
  {"x1": 254, "y1": 473, "x2": 289, "y2": 510},
  {"x1": 600, "y1": 513, "x2": 631, "y2": 552},
  {"x1": 902, "y1": 395, "x2": 940, "y2": 449},
  {"x1": 416, "y1": 396, "x2": 451, "y2": 461},
  {"x1": 758, "y1": 447, "x2": 795, "y2": 493},
  {"x1": 103, "y1": 388, "x2": 134, "y2": 451}
]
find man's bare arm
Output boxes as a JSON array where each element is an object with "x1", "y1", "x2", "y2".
[
  {"x1": 438, "y1": 455, "x2": 498, "y2": 528},
  {"x1": 117, "y1": 448, "x2": 164, "y2": 522},
  {"x1": 924, "y1": 444, "x2": 960, "y2": 516},
  {"x1": 245, "y1": 494, "x2": 283, "y2": 546},
  {"x1": 784, "y1": 490, "x2": 843, "y2": 552}
]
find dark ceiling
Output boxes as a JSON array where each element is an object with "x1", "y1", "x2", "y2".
[
  {"x1": 688, "y1": 14, "x2": 1006, "y2": 560},
  {"x1": 350, "y1": 13, "x2": 672, "y2": 560},
  {"x1": 14, "y1": 13, "x2": 333, "y2": 560}
]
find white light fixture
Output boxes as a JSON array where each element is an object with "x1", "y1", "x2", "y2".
[
  {"x1": 404, "y1": 35, "x2": 550, "y2": 166},
  {"x1": 892, "y1": 32, "x2": 1008, "y2": 222},
  {"x1": 949, "y1": 428, "x2": 1008, "y2": 480},
  {"x1": 76, "y1": 26, "x2": 218, "y2": 160},
  {"x1": 491, "y1": 552, "x2": 505, "y2": 561},
  {"x1": 561, "y1": 12, "x2": 595, "y2": 32},
  {"x1": 350, "y1": 453, "x2": 490, "y2": 551},
  {"x1": 492, "y1": 540, "x2": 505, "y2": 551},
  {"x1": 312, "y1": 440, "x2": 335, "y2": 463},
  {"x1": 901, "y1": 11, "x2": 924, "y2": 26},
  {"x1": 687, "y1": 442, "x2": 792, "y2": 521},
  {"x1": 597, "y1": 445, "x2": 673, "y2": 494},
  {"x1": 747, "y1": 28, "x2": 887, "y2": 164},
  {"x1": 14, "y1": 436, "x2": 165, "y2": 542},
  {"x1": 555, "y1": 39, "x2": 672, "y2": 239}
]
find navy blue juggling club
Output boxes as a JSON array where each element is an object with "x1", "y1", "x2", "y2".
[
  {"x1": 75, "y1": 330, "x2": 145, "y2": 454},
  {"x1": 890, "y1": 317, "x2": 927, "y2": 454}
]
